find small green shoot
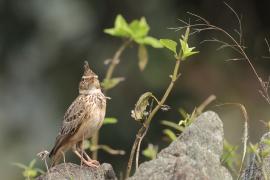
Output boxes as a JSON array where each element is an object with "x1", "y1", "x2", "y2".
[
  {"x1": 161, "y1": 108, "x2": 196, "y2": 142},
  {"x1": 221, "y1": 140, "x2": 239, "y2": 176},
  {"x1": 178, "y1": 108, "x2": 196, "y2": 128},
  {"x1": 163, "y1": 129, "x2": 177, "y2": 141},
  {"x1": 84, "y1": 140, "x2": 125, "y2": 155},
  {"x1": 101, "y1": 77, "x2": 125, "y2": 91},
  {"x1": 104, "y1": 14, "x2": 162, "y2": 71},
  {"x1": 104, "y1": 15, "x2": 162, "y2": 48},
  {"x1": 160, "y1": 27, "x2": 199, "y2": 60},
  {"x1": 104, "y1": 15, "x2": 131, "y2": 38},
  {"x1": 160, "y1": 39, "x2": 177, "y2": 56},
  {"x1": 142, "y1": 144, "x2": 158, "y2": 160},
  {"x1": 161, "y1": 120, "x2": 184, "y2": 132},
  {"x1": 179, "y1": 39, "x2": 199, "y2": 60},
  {"x1": 103, "y1": 117, "x2": 118, "y2": 125},
  {"x1": 13, "y1": 159, "x2": 44, "y2": 180}
]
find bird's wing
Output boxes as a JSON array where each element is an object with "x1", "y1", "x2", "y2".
[
  {"x1": 60, "y1": 96, "x2": 88, "y2": 135},
  {"x1": 49, "y1": 96, "x2": 89, "y2": 161}
]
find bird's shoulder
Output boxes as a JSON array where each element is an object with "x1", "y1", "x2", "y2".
[
  {"x1": 59, "y1": 95, "x2": 89, "y2": 135},
  {"x1": 63, "y1": 95, "x2": 89, "y2": 123}
]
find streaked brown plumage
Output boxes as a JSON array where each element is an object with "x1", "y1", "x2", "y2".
[{"x1": 49, "y1": 61, "x2": 106, "y2": 167}]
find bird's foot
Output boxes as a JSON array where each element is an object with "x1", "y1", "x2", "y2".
[
  {"x1": 73, "y1": 149, "x2": 100, "y2": 168},
  {"x1": 83, "y1": 159, "x2": 100, "y2": 168}
]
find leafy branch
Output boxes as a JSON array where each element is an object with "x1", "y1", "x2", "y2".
[
  {"x1": 92, "y1": 14, "x2": 162, "y2": 160},
  {"x1": 125, "y1": 27, "x2": 199, "y2": 178}
]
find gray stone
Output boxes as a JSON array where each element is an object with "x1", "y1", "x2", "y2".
[
  {"x1": 129, "y1": 111, "x2": 232, "y2": 180},
  {"x1": 242, "y1": 132, "x2": 270, "y2": 180},
  {"x1": 36, "y1": 111, "x2": 232, "y2": 180},
  {"x1": 36, "y1": 163, "x2": 116, "y2": 180}
]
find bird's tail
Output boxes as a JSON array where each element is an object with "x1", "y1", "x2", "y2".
[
  {"x1": 49, "y1": 137, "x2": 65, "y2": 167},
  {"x1": 49, "y1": 152, "x2": 61, "y2": 167}
]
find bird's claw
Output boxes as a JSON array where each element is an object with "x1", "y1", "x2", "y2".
[{"x1": 83, "y1": 160, "x2": 100, "y2": 168}]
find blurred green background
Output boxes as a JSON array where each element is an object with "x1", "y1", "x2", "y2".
[{"x1": 1, "y1": 0, "x2": 270, "y2": 179}]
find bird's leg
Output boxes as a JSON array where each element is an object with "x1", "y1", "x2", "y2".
[
  {"x1": 76, "y1": 141, "x2": 92, "y2": 161},
  {"x1": 74, "y1": 136, "x2": 100, "y2": 167},
  {"x1": 72, "y1": 146, "x2": 99, "y2": 168}
]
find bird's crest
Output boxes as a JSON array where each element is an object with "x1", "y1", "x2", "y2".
[{"x1": 83, "y1": 61, "x2": 98, "y2": 78}]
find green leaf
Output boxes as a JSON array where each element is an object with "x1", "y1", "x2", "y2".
[
  {"x1": 221, "y1": 140, "x2": 239, "y2": 171},
  {"x1": 138, "y1": 45, "x2": 148, "y2": 71},
  {"x1": 129, "y1": 17, "x2": 149, "y2": 39},
  {"x1": 36, "y1": 168, "x2": 45, "y2": 174},
  {"x1": 179, "y1": 39, "x2": 199, "y2": 60},
  {"x1": 12, "y1": 162, "x2": 28, "y2": 169},
  {"x1": 23, "y1": 169, "x2": 37, "y2": 178},
  {"x1": 248, "y1": 143, "x2": 258, "y2": 153},
  {"x1": 103, "y1": 117, "x2": 118, "y2": 125},
  {"x1": 161, "y1": 120, "x2": 184, "y2": 132},
  {"x1": 261, "y1": 149, "x2": 270, "y2": 158},
  {"x1": 104, "y1": 14, "x2": 131, "y2": 37},
  {"x1": 163, "y1": 129, "x2": 177, "y2": 141},
  {"x1": 103, "y1": 28, "x2": 116, "y2": 36},
  {"x1": 90, "y1": 144, "x2": 125, "y2": 155},
  {"x1": 160, "y1": 39, "x2": 177, "y2": 55},
  {"x1": 135, "y1": 36, "x2": 163, "y2": 48},
  {"x1": 29, "y1": 159, "x2": 36, "y2": 168},
  {"x1": 178, "y1": 108, "x2": 188, "y2": 119},
  {"x1": 101, "y1": 77, "x2": 125, "y2": 90},
  {"x1": 262, "y1": 139, "x2": 270, "y2": 146},
  {"x1": 142, "y1": 144, "x2": 158, "y2": 160},
  {"x1": 115, "y1": 15, "x2": 128, "y2": 29}
]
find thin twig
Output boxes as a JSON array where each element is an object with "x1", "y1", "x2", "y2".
[
  {"x1": 135, "y1": 99, "x2": 154, "y2": 170},
  {"x1": 224, "y1": 2, "x2": 243, "y2": 45},
  {"x1": 126, "y1": 49, "x2": 182, "y2": 179},
  {"x1": 135, "y1": 125, "x2": 148, "y2": 170},
  {"x1": 104, "y1": 39, "x2": 132, "y2": 81},
  {"x1": 215, "y1": 103, "x2": 248, "y2": 180},
  {"x1": 181, "y1": 7, "x2": 270, "y2": 104},
  {"x1": 37, "y1": 150, "x2": 51, "y2": 180},
  {"x1": 196, "y1": 95, "x2": 216, "y2": 114},
  {"x1": 265, "y1": 38, "x2": 270, "y2": 54}
]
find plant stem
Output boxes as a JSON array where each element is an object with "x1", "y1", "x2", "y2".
[
  {"x1": 125, "y1": 58, "x2": 181, "y2": 178},
  {"x1": 92, "y1": 39, "x2": 131, "y2": 160},
  {"x1": 105, "y1": 39, "x2": 132, "y2": 80}
]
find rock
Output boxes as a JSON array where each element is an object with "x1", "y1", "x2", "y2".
[
  {"x1": 129, "y1": 111, "x2": 232, "y2": 180},
  {"x1": 36, "y1": 163, "x2": 117, "y2": 180},
  {"x1": 242, "y1": 132, "x2": 270, "y2": 180},
  {"x1": 36, "y1": 111, "x2": 232, "y2": 180}
]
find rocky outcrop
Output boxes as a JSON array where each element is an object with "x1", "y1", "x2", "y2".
[
  {"x1": 37, "y1": 111, "x2": 232, "y2": 180},
  {"x1": 129, "y1": 111, "x2": 232, "y2": 180},
  {"x1": 36, "y1": 163, "x2": 116, "y2": 180}
]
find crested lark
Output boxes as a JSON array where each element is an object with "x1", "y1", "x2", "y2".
[{"x1": 49, "y1": 61, "x2": 106, "y2": 167}]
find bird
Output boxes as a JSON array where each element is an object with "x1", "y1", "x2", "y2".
[{"x1": 49, "y1": 61, "x2": 106, "y2": 168}]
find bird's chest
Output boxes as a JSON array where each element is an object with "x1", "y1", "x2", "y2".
[{"x1": 77, "y1": 95, "x2": 106, "y2": 139}]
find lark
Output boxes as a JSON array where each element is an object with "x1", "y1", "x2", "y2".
[{"x1": 49, "y1": 61, "x2": 106, "y2": 167}]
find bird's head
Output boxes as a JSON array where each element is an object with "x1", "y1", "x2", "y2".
[{"x1": 79, "y1": 61, "x2": 100, "y2": 94}]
